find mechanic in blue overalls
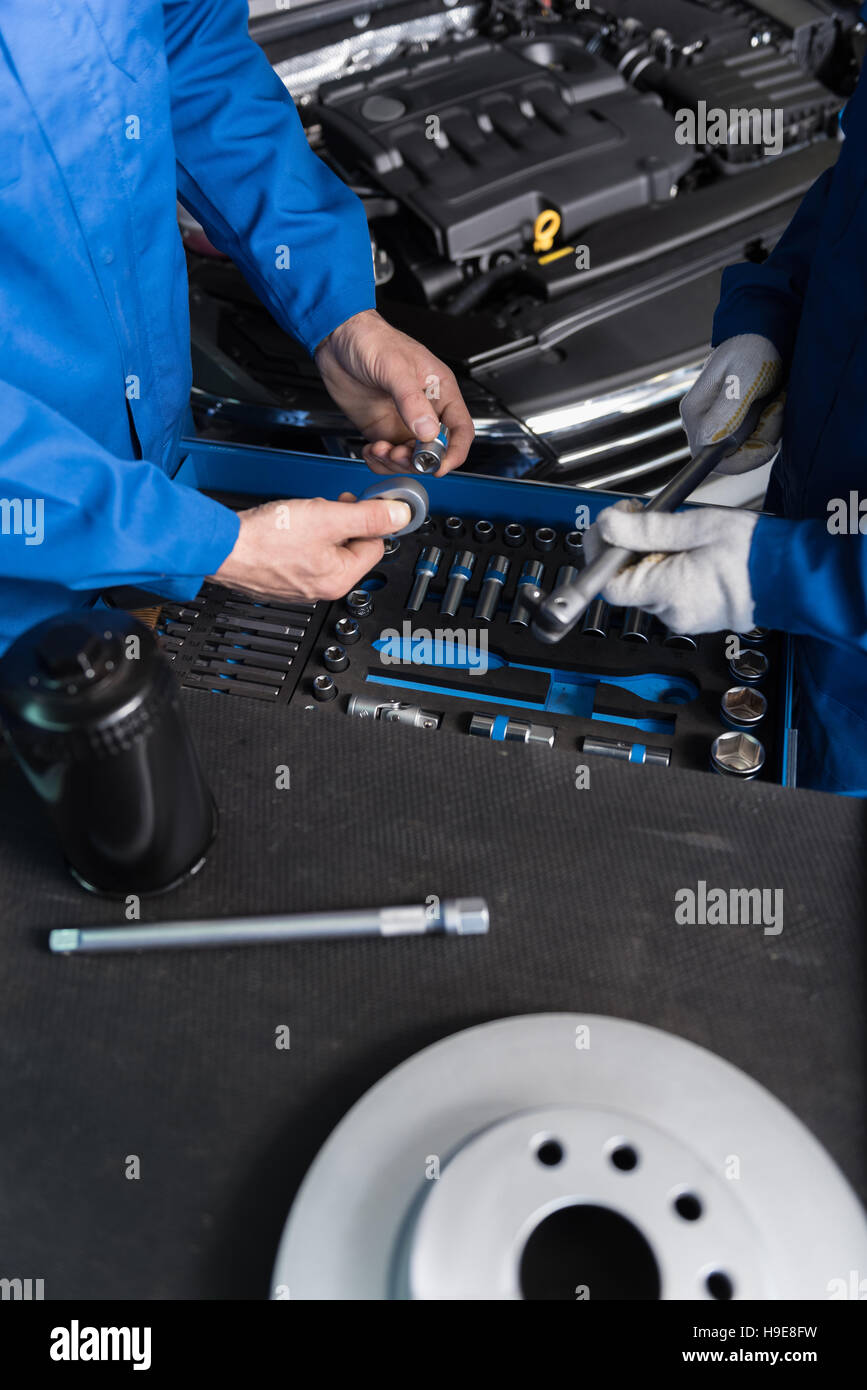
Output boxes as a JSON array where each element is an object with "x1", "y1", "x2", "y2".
[
  {"x1": 0, "y1": 2, "x2": 472, "y2": 649},
  {"x1": 588, "y1": 73, "x2": 867, "y2": 795}
]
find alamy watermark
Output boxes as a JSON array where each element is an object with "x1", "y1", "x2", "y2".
[
  {"x1": 675, "y1": 102, "x2": 783, "y2": 157},
  {"x1": 1, "y1": 1276, "x2": 44, "y2": 1299},
  {"x1": 827, "y1": 492, "x2": 867, "y2": 534},
  {"x1": 0, "y1": 497, "x2": 43, "y2": 545},
  {"x1": 675, "y1": 880, "x2": 783, "y2": 936},
  {"x1": 50, "y1": 1321, "x2": 151, "y2": 1371},
  {"x1": 378, "y1": 622, "x2": 489, "y2": 674}
]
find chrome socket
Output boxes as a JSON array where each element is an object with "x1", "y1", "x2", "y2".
[
  {"x1": 721, "y1": 686, "x2": 768, "y2": 728},
  {"x1": 509, "y1": 560, "x2": 544, "y2": 627},
  {"x1": 322, "y1": 644, "x2": 349, "y2": 673},
  {"x1": 346, "y1": 589, "x2": 373, "y2": 619},
  {"x1": 440, "y1": 550, "x2": 475, "y2": 618},
  {"x1": 474, "y1": 555, "x2": 511, "y2": 624},
  {"x1": 728, "y1": 647, "x2": 769, "y2": 684},
  {"x1": 710, "y1": 730, "x2": 765, "y2": 779},
  {"x1": 469, "y1": 713, "x2": 555, "y2": 747}
]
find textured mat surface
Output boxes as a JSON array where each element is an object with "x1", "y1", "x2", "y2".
[{"x1": 0, "y1": 690, "x2": 863, "y2": 1298}]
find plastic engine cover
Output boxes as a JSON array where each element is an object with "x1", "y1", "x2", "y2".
[{"x1": 315, "y1": 32, "x2": 696, "y2": 261}]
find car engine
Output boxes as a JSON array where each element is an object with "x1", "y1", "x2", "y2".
[
  {"x1": 189, "y1": 1, "x2": 863, "y2": 494},
  {"x1": 264, "y1": 0, "x2": 859, "y2": 310}
]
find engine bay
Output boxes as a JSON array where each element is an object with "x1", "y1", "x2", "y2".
[
  {"x1": 314, "y1": 34, "x2": 694, "y2": 263},
  {"x1": 185, "y1": 0, "x2": 862, "y2": 492},
  {"x1": 264, "y1": 0, "x2": 858, "y2": 312}
]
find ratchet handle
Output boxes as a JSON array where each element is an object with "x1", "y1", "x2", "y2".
[{"x1": 530, "y1": 392, "x2": 775, "y2": 644}]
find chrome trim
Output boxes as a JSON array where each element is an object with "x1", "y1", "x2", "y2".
[
  {"x1": 191, "y1": 359, "x2": 721, "y2": 497},
  {"x1": 580, "y1": 443, "x2": 691, "y2": 492},
  {"x1": 523, "y1": 363, "x2": 702, "y2": 441},
  {"x1": 556, "y1": 413, "x2": 686, "y2": 467},
  {"x1": 190, "y1": 387, "x2": 529, "y2": 443}
]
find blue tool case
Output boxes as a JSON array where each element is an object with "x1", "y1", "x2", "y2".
[{"x1": 172, "y1": 440, "x2": 796, "y2": 785}]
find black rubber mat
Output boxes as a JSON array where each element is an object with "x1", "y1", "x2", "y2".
[{"x1": 0, "y1": 689, "x2": 863, "y2": 1298}]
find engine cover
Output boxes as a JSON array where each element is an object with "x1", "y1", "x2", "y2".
[{"x1": 315, "y1": 32, "x2": 696, "y2": 261}]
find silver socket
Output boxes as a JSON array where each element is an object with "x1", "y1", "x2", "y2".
[
  {"x1": 581, "y1": 735, "x2": 671, "y2": 766},
  {"x1": 440, "y1": 549, "x2": 475, "y2": 618},
  {"x1": 468, "y1": 713, "x2": 555, "y2": 747},
  {"x1": 509, "y1": 560, "x2": 544, "y2": 627},
  {"x1": 565, "y1": 530, "x2": 584, "y2": 557},
  {"x1": 412, "y1": 433, "x2": 447, "y2": 474},
  {"x1": 582, "y1": 597, "x2": 610, "y2": 637},
  {"x1": 312, "y1": 673, "x2": 338, "y2": 702},
  {"x1": 721, "y1": 686, "x2": 768, "y2": 728},
  {"x1": 334, "y1": 616, "x2": 360, "y2": 644},
  {"x1": 346, "y1": 589, "x2": 373, "y2": 618},
  {"x1": 728, "y1": 647, "x2": 769, "y2": 683},
  {"x1": 474, "y1": 554, "x2": 511, "y2": 624},
  {"x1": 322, "y1": 644, "x2": 349, "y2": 673},
  {"x1": 710, "y1": 730, "x2": 766, "y2": 778},
  {"x1": 406, "y1": 545, "x2": 443, "y2": 613}
]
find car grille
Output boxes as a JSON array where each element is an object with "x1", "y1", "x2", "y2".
[{"x1": 524, "y1": 362, "x2": 702, "y2": 495}]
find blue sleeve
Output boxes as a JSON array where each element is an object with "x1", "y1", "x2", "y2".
[
  {"x1": 0, "y1": 377, "x2": 239, "y2": 595},
  {"x1": 749, "y1": 512, "x2": 867, "y2": 653},
  {"x1": 712, "y1": 165, "x2": 835, "y2": 367},
  {"x1": 162, "y1": 0, "x2": 376, "y2": 355}
]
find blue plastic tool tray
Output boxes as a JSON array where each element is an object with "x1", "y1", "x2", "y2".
[{"x1": 173, "y1": 439, "x2": 796, "y2": 784}]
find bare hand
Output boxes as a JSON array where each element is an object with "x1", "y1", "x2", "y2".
[
  {"x1": 210, "y1": 494, "x2": 411, "y2": 602},
  {"x1": 314, "y1": 308, "x2": 474, "y2": 475}
]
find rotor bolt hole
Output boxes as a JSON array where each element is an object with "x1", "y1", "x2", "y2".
[
  {"x1": 609, "y1": 1143, "x2": 639, "y2": 1172},
  {"x1": 673, "y1": 1193, "x2": 703, "y2": 1222},
  {"x1": 534, "y1": 1138, "x2": 565, "y2": 1167},
  {"x1": 706, "y1": 1270, "x2": 734, "y2": 1301}
]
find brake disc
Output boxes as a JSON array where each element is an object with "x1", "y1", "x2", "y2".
[{"x1": 271, "y1": 1014, "x2": 867, "y2": 1300}]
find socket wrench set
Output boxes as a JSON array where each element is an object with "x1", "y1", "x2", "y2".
[{"x1": 171, "y1": 441, "x2": 795, "y2": 783}]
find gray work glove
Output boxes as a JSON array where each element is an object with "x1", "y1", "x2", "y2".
[
  {"x1": 584, "y1": 500, "x2": 759, "y2": 634},
  {"x1": 681, "y1": 334, "x2": 785, "y2": 475}
]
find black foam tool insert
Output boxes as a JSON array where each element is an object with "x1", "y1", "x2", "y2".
[{"x1": 157, "y1": 507, "x2": 785, "y2": 780}]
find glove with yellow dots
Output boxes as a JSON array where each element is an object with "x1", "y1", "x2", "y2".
[{"x1": 680, "y1": 335, "x2": 785, "y2": 475}]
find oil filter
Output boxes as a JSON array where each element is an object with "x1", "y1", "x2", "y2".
[{"x1": 0, "y1": 610, "x2": 216, "y2": 895}]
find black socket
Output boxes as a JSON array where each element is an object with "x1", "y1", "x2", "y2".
[
  {"x1": 312, "y1": 674, "x2": 338, "y2": 702},
  {"x1": 473, "y1": 520, "x2": 495, "y2": 542},
  {"x1": 346, "y1": 589, "x2": 373, "y2": 618},
  {"x1": 565, "y1": 530, "x2": 584, "y2": 556},
  {"x1": 416, "y1": 518, "x2": 436, "y2": 536},
  {"x1": 534, "y1": 526, "x2": 556, "y2": 552},
  {"x1": 382, "y1": 536, "x2": 401, "y2": 557},
  {"x1": 323, "y1": 644, "x2": 349, "y2": 673},
  {"x1": 444, "y1": 516, "x2": 464, "y2": 538},
  {"x1": 334, "y1": 616, "x2": 360, "y2": 645},
  {"x1": 504, "y1": 522, "x2": 526, "y2": 547}
]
